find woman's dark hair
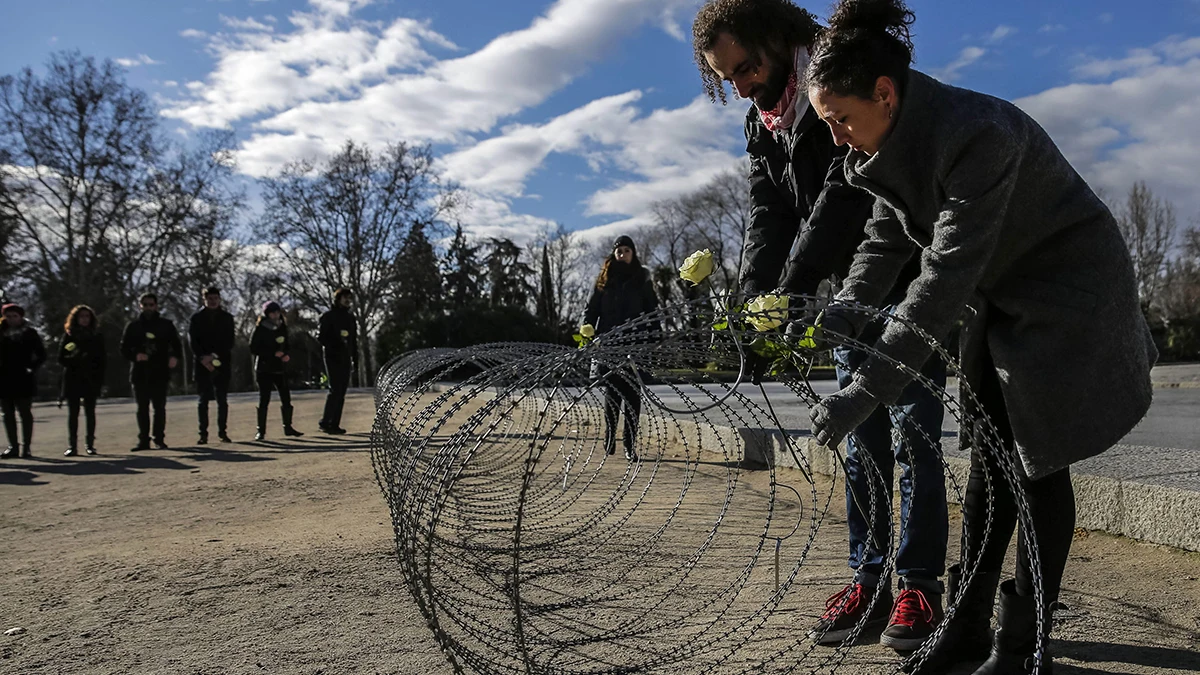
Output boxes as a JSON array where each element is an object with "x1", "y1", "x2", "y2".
[
  {"x1": 692, "y1": 0, "x2": 822, "y2": 104},
  {"x1": 595, "y1": 252, "x2": 643, "y2": 291},
  {"x1": 65, "y1": 305, "x2": 98, "y2": 334},
  {"x1": 805, "y1": 0, "x2": 915, "y2": 99},
  {"x1": 256, "y1": 313, "x2": 287, "y2": 327},
  {"x1": 333, "y1": 288, "x2": 354, "y2": 304}
]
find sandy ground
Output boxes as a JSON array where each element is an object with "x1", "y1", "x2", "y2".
[{"x1": 2, "y1": 390, "x2": 1199, "y2": 674}]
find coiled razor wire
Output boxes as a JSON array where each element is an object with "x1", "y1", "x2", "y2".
[{"x1": 369, "y1": 295, "x2": 1048, "y2": 674}]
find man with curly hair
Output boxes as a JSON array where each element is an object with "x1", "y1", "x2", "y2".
[{"x1": 693, "y1": 0, "x2": 951, "y2": 652}]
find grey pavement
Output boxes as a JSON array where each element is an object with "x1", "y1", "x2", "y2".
[{"x1": 633, "y1": 362, "x2": 1200, "y2": 551}]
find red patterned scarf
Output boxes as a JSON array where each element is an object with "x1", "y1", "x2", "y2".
[{"x1": 758, "y1": 47, "x2": 810, "y2": 133}]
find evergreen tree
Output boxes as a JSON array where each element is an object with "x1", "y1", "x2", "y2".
[
  {"x1": 394, "y1": 224, "x2": 442, "y2": 313},
  {"x1": 536, "y1": 245, "x2": 557, "y2": 325},
  {"x1": 485, "y1": 238, "x2": 534, "y2": 308},
  {"x1": 443, "y1": 224, "x2": 483, "y2": 309}
]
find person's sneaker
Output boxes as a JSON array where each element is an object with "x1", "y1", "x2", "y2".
[
  {"x1": 1, "y1": 446, "x2": 16, "y2": 459},
  {"x1": 880, "y1": 586, "x2": 944, "y2": 651},
  {"x1": 153, "y1": 439, "x2": 169, "y2": 450},
  {"x1": 85, "y1": 446, "x2": 98, "y2": 456},
  {"x1": 218, "y1": 432, "x2": 232, "y2": 443},
  {"x1": 809, "y1": 582, "x2": 893, "y2": 645},
  {"x1": 254, "y1": 430, "x2": 266, "y2": 441},
  {"x1": 65, "y1": 447, "x2": 78, "y2": 457},
  {"x1": 197, "y1": 434, "x2": 208, "y2": 445}
]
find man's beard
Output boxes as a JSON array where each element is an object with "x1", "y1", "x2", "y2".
[{"x1": 754, "y1": 55, "x2": 792, "y2": 111}]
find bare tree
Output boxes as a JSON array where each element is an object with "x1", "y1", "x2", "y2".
[
  {"x1": 259, "y1": 139, "x2": 454, "y2": 385},
  {"x1": 1116, "y1": 181, "x2": 1177, "y2": 312},
  {"x1": 1160, "y1": 225, "x2": 1200, "y2": 322}
]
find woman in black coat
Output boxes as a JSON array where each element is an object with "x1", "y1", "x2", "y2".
[
  {"x1": 582, "y1": 236, "x2": 661, "y2": 462},
  {"x1": 250, "y1": 301, "x2": 303, "y2": 441},
  {"x1": 60, "y1": 305, "x2": 107, "y2": 456},
  {"x1": 0, "y1": 303, "x2": 47, "y2": 458}
]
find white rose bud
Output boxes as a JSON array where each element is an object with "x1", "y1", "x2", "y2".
[
  {"x1": 746, "y1": 294, "x2": 789, "y2": 332},
  {"x1": 212, "y1": 359, "x2": 222, "y2": 368},
  {"x1": 340, "y1": 330, "x2": 349, "y2": 338},
  {"x1": 579, "y1": 324, "x2": 595, "y2": 339},
  {"x1": 275, "y1": 336, "x2": 285, "y2": 344},
  {"x1": 145, "y1": 332, "x2": 156, "y2": 340},
  {"x1": 65, "y1": 342, "x2": 77, "y2": 352},
  {"x1": 679, "y1": 249, "x2": 715, "y2": 286}
]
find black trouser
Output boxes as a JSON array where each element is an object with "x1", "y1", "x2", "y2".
[
  {"x1": 960, "y1": 345, "x2": 1076, "y2": 606},
  {"x1": 66, "y1": 394, "x2": 98, "y2": 448},
  {"x1": 196, "y1": 367, "x2": 230, "y2": 436},
  {"x1": 601, "y1": 366, "x2": 642, "y2": 453},
  {"x1": 134, "y1": 380, "x2": 169, "y2": 444},
  {"x1": 2, "y1": 397, "x2": 34, "y2": 448},
  {"x1": 321, "y1": 357, "x2": 351, "y2": 428},
  {"x1": 257, "y1": 372, "x2": 291, "y2": 415}
]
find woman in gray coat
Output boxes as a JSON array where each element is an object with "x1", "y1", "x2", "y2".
[{"x1": 800, "y1": 0, "x2": 1157, "y2": 673}]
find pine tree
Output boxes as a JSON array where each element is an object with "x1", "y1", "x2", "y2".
[
  {"x1": 443, "y1": 224, "x2": 483, "y2": 309},
  {"x1": 485, "y1": 238, "x2": 534, "y2": 308},
  {"x1": 535, "y1": 245, "x2": 557, "y2": 325},
  {"x1": 394, "y1": 224, "x2": 442, "y2": 313}
]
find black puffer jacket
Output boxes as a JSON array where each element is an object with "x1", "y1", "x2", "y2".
[
  {"x1": 250, "y1": 319, "x2": 290, "y2": 375},
  {"x1": 583, "y1": 264, "x2": 661, "y2": 335},
  {"x1": 0, "y1": 321, "x2": 47, "y2": 399},
  {"x1": 59, "y1": 329, "x2": 107, "y2": 398},
  {"x1": 742, "y1": 104, "x2": 919, "y2": 297}
]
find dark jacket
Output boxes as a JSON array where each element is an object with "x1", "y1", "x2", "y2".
[
  {"x1": 583, "y1": 264, "x2": 661, "y2": 336},
  {"x1": 120, "y1": 313, "x2": 181, "y2": 385},
  {"x1": 318, "y1": 306, "x2": 358, "y2": 368},
  {"x1": 59, "y1": 329, "x2": 106, "y2": 398},
  {"x1": 250, "y1": 319, "x2": 290, "y2": 375},
  {"x1": 188, "y1": 308, "x2": 235, "y2": 377},
  {"x1": 0, "y1": 321, "x2": 47, "y2": 399},
  {"x1": 836, "y1": 69, "x2": 1157, "y2": 479},
  {"x1": 743, "y1": 104, "x2": 916, "y2": 297}
]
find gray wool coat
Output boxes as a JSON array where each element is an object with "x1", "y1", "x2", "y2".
[{"x1": 836, "y1": 69, "x2": 1157, "y2": 480}]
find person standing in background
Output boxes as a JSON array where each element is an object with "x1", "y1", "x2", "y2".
[
  {"x1": 318, "y1": 288, "x2": 358, "y2": 435},
  {"x1": 0, "y1": 303, "x2": 46, "y2": 458},
  {"x1": 121, "y1": 293, "x2": 182, "y2": 451},
  {"x1": 189, "y1": 287, "x2": 235, "y2": 444},
  {"x1": 251, "y1": 301, "x2": 304, "y2": 441},
  {"x1": 60, "y1": 305, "x2": 106, "y2": 456}
]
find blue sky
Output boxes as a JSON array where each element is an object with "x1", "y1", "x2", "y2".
[{"x1": 5, "y1": 0, "x2": 1200, "y2": 243}]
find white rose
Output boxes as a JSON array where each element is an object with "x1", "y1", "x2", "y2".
[
  {"x1": 145, "y1": 332, "x2": 156, "y2": 340},
  {"x1": 275, "y1": 336, "x2": 285, "y2": 344},
  {"x1": 678, "y1": 249, "x2": 715, "y2": 286},
  {"x1": 579, "y1": 324, "x2": 595, "y2": 339},
  {"x1": 746, "y1": 294, "x2": 789, "y2": 332}
]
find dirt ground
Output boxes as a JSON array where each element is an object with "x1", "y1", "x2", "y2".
[{"x1": 2, "y1": 390, "x2": 1199, "y2": 674}]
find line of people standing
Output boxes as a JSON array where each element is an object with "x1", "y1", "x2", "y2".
[{"x1": 0, "y1": 288, "x2": 360, "y2": 458}]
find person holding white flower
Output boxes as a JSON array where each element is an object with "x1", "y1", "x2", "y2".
[
  {"x1": 0, "y1": 303, "x2": 46, "y2": 459},
  {"x1": 694, "y1": 0, "x2": 950, "y2": 650},
  {"x1": 318, "y1": 288, "x2": 358, "y2": 435},
  {"x1": 189, "y1": 287, "x2": 236, "y2": 445},
  {"x1": 120, "y1": 293, "x2": 182, "y2": 451},
  {"x1": 59, "y1": 305, "x2": 106, "y2": 456},
  {"x1": 251, "y1": 301, "x2": 303, "y2": 441},
  {"x1": 582, "y1": 236, "x2": 661, "y2": 461}
]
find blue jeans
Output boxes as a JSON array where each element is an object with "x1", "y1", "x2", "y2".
[{"x1": 834, "y1": 318, "x2": 948, "y2": 589}]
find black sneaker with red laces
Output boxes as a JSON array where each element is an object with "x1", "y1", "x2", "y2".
[
  {"x1": 808, "y1": 582, "x2": 893, "y2": 645},
  {"x1": 881, "y1": 583, "x2": 944, "y2": 651}
]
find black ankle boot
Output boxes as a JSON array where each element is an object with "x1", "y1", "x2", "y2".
[
  {"x1": 281, "y1": 405, "x2": 303, "y2": 437},
  {"x1": 903, "y1": 563, "x2": 996, "y2": 674},
  {"x1": 971, "y1": 580, "x2": 1053, "y2": 675},
  {"x1": 255, "y1": 406, "x2": 268, "y2": 441}
]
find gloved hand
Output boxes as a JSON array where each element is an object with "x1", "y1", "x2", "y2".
[
  {"x1": 810, "y1": 380, "x2": 880, "y2": 448},
  {"x1": 786, "y1": 309, "x2": 857, "y2": 351}
]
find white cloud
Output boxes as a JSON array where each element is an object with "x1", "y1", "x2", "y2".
[
  {"x1": 115, "y1": 54, "x2": 162, "y2": 68},
  {"x1": 1072, "y1": 48, "x2": 1160, "y2": 78},
  {"x1": 180, "y1": 29, "x2": 208, "y2": 39},
  {"x1": 986, "y1": 25, "x2": 1015, "y2": 44},
  {"x1": 1039, "y1": 24, "x2": 1066, "y2": 34},
  {"x1": 933, "y1": 46, "x2": 986, "y2": 82},
  {"x1": 220, "y1": 15, "x2": 275, "y2": 32},
  {"x1": 1099, "y1": 12, "x2": 1114, "y2": 23},
  {"x1": 1017, "y1": 34, "x2": 1200, "y2": 218}
]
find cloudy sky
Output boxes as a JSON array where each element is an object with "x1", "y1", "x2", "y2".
[{"x1": 5, "y1": 0, "x2": 1200, "y2": 243}]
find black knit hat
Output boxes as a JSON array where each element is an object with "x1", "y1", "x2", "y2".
[{"x1": 613, "y1": 235, "x2": 636, "y2": 253}]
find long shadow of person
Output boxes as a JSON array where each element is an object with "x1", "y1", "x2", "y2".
[
  {"x1": 0, "y1": 469, "x2": 49, "y2": 485},
  {"x1": 1055, "y1": 639, "x2": 1200, "y2": 672}
]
